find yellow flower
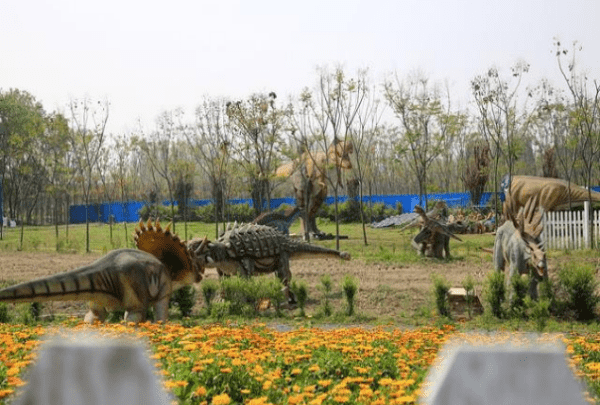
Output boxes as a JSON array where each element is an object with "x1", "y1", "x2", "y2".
[
  {"x1": 262, "y1": 380, "x2": 273, "y2": 390},
  {"x1": 194, "y1": 386, "x2": 207, "y2": 397},
  {"x1": 333, "y1": 395, "x2": 350, "y2": 403},
  {"x1": 318, "y1": 379, "x2": 332, "y2": 387},
  {"x1": 0, "y1": 389, "x2": 15, "y2": 399},
  {"x1": 308, "y1": 364, "x2": 320, "y2": 372},
  {"x1": 291, "y1": 368, "x2": 302, "y2": 375},
  {"x1": 211, "y1": 393, "x2": 231, "y2": 405},
  {"x1": 220, "y1": 367, "x2": 233, "y2": 374}
]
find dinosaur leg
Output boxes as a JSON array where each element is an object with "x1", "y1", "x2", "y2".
[
  {"x1": 276, "y1": 253, "x2": 297, "y2": 306},
  {"x1": 84, "y1": 304, "x2": 108, "y2": 324},
  {"x1": 154, "y1": 295, "x2": 171, "y2": 322},
  {"x1": 307, "y1": 184, "x2": 328, "y2": 238}
]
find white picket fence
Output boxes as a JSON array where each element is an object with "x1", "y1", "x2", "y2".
[{"x1": 543, "y1": 201, "x2": 600, "y2": 250}]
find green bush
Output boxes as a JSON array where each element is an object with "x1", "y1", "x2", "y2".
[
  {"x1": 201, "y1": 279, "x2": 220, "y2": 309},
  {"x1": 170, "y1": 285, "x2": 196, "y2": 317},
  {"x1": 220, "y1": 276, "x2": 260, "y2": 316},
  {"x1": 138, "y1": 204, "x2": 174, "y2": 222},
  {"x1": 461, "y1": 274, "x2": 476, "y2": 319},
  {"x1": 528, "y1": 298, "x2": 551, "y2": 332},
  {"x1": 0, "y1": 303, "x2": 10, "y2": 323},
  {"x1": 509, "y1": 274, "x2": 529, "y2": 318},
  {"x1": 315, "y1": 201, "x2": 398, "y2": 223},
  {"x1": 320, "y1": 274, "x2": 333, "y2": 317},
  {"x1": 484, "y1": 271, "x2": 506, "y2": 318},
  {"x1": 291, "y1": 280, "x2": 309, "y2": 317},
  {"x1": 342, "y1": 275, "x2": 359, "y2": 316},
  {"x1": 557, "y1": 263, "x2": 600, "y2": 321},
  {"x1": 431, "y1": 274, "x2": 450, "y2": 317}
]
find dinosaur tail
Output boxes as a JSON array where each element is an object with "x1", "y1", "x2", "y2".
[
  {"x1": 0, "y1": 260, "x2": 123, "y2": 304},
  {"x1": 289, "y1": 242, "x2": 351, "y2": 261}
]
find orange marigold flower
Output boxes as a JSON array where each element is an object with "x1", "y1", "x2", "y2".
[
  {"x1": 194, "y1": 386, "x2": 207, "y2": 397},
  {"x1": 211, "y1": 393, "x2": 231, "y2": 405},
  {"x1": 318, "y1": 379, "x2": 332, "y2": 387},
  {"x1": 0, "y1": 389, "x2": 15, "y2": 399},
  {"x1": 220, "y1": 367, "x2": 233, "y2": 374},
  {"x1": 291, "y1": 368, "x2": 302, "y2": 375},
  {"x1": 262, "y1": 380, "x2": 273, "y2": 390},
  {"x1": 333, "y1": 395, "x2": 350, "y2": 403}
]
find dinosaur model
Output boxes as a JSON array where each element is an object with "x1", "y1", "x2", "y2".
[
  {"x1": 252, "y1": 206, "x2": 302, "y2": 235},
  {"x1": 275, "y1": 138, "x2": 353, "y2": 239},
  {"x1": 0, "y1": 220, "x2": 204, "y2": 323},
  {"x1": 187, "y1": 222, "x2": 351, "y2": 305},
  {"x1": 410, "y1": 204, "x2": 462, "y2": 259},
  {"x1": 493, "y1": 193, "x2": 547, "y2": 300},
  {"x1": 503, "y1": 175, "x2": 600, "y2": 212}
]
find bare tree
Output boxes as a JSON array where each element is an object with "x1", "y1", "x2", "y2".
[
  {"x1": 68, "y1": 97, "x2": 109, "y2": 253},
  {"x1": 226, "y1": 92, "x2": 285, "y2": 216},
  {"x1": 384, "y1": 71, "x2": 461, "y2": 208},
  {"x1": 186, "y1": 97, "x2": 233, "y2": 237},
  {"x1": 471, "y1": 61, "x2": 530, "y2": 226}
]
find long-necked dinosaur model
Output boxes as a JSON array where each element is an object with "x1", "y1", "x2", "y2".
[
  {"x1": 503, "y1": 175, "x2": 600, "y2": 211},
  {"x1": 0, "y1": 220, "x2": 204, "y2": 323},
  {"x1": 252, "y1": 207, "x2": 302, "y2": 235},
  {"x1": 494, "y1": 192, "x2": 547, "y2": 300},
  {"x1": 187, "y1": 222, "x2": 351, "y2": 305},
  {"x1": 275, "y1": 138, "x2": 353, "y2": 239}
]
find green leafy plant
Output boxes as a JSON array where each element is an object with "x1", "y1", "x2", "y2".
[
  {"x1": 484, "y1": 271, "x2": 505, "y2": 318},
  {"x1": 509, "y1": 274, "x2": 529, "y2": 319},
  {"x1": 557, "y1": 263, "x2": 600, "y2": 321},
  {"x1": 431, "y1": 273, "x2": 450, "y2": 317},
  {"x1": 342, "y1": 275, "x2": 359, "y2": 316},
  {"x1": 201, "y1": 279, "x2": 220, "y2": 311},
  {"x1": 320, "y1": 274, "x2": 333, "y2": 317},
  {"x1": 461, "y1": 274, "x2": 476, "y2": 319},
  {"x1": 291, "y1": 280, "x2": 309, "y2": 317},
  {"x1": 170, "y1": 285, "x2": 196, "y2": 318}
]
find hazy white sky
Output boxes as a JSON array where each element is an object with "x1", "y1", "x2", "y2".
[{"x1": 2, "y1": 0, "x2": 599, "y2": 134}]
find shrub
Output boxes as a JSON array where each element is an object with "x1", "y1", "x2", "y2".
[
  {"x1": 431, "y1": 274, "x2": 450, "y2": 317},
  {"x1": 170, "y1": 285, "x2": 196, "y2": 318},
  {"x1": 320, "y1": 274, "x2": 333, "y2": 317},
  {"x1": 291, "y1": 280, "x2": 309, "y2": 317},
  {"x1": 220, "y1": 276, "x2": 259, "y2": 316},
  {"x1": 342, "y1": 275, "x2": 359, "y2": 316},
  {"x1": 0, "y1": 303, "x2": 10, "y2": 323},
  {"x1": 201, "y1": 279, "x2": 220, "y2": 310},
  {"x1": 528, "y1": 298, "x2": 551, "y2": 332},
  {"x1": 138, "y1": 204, "x2": 173, "y2": 221},
  {"x1": 484, "y1": 271, "x2": 505, "y2": 318},
  {"x1": 461, "y1": 274, "x2": 476, "y2": 319},
  {"x1": 509, "y1": 274, "x2": 529, "y2": 318},
  {"x1": 557, "y1": 263, "x2": 600, "y2": 321}
]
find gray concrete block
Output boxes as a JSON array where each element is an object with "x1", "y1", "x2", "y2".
[
  {"x1": 14, "y1": 333, "x2": 170, "y2": 405},
  {"x1": 421, "y1": 339, "x2": 589, "y2": 405}
]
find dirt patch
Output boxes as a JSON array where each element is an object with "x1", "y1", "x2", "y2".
[{"x1": 0, "y1": 250, "x2": 500, "y2": 322}]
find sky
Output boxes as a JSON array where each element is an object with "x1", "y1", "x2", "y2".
[{"x1": 2, "y1": 0, "x2": 599, "y2": 134}]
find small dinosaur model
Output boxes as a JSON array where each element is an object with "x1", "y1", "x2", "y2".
[
  {"x1": 275, "y1": 138, "x2": 353, "y2": 239},
  {"x1": 188, "y1": 222, "x2": 351, "y2": 305},
  {"x1": 410, "y1": 205, "x2": 462, "y2": 259},
  {"x1": 503, "y1": 174, "x2": 600, "y2": 211},
  {"x1": 0, "y1": 220, "x2": 204, "y2": 323},
  {"x1": 493, "y1": 192, "x2": 547, "y2": 300}
]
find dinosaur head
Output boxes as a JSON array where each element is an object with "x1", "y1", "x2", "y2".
[
  {"x1": 525, "y1": 237, "x2": 547, "y2": 279},
  {"x1": 187, "y1": 236, "x2": 212, "y2": 274},
  {"x1": 134, "y1": 219, "x2": 203, "y2": 284}
]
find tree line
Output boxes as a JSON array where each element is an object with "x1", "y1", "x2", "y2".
[{"x1": 1, "y1": 39, "x2": 598, "y2": 251}]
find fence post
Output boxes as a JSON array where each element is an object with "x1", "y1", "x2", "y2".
[{"x1": 584, "y1": 201, "x2": 590, "y2": 249}]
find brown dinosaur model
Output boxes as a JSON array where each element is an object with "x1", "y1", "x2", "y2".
[
  {"x1": 504, "y1": 175, "x2": 600, "y2": 211},
  {"x1": 0, "y1": 220, "x2": 204, "y2": 323},
  {"x1": 494, "y1": 193, "x2": 547, "y2": 300},
  {"x1": 188, "y1": 222, "x2": 351, "y2": 305},
  {"x1": 410, "y1": 205, "x2": 462, "y2": 259},
  {"x1": 276, "y1": 138, "x2": 353, "y2": 239}
]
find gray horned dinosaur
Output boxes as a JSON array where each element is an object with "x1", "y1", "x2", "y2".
[
  {"x1": 493, "y1": 193, "x2": 547, "y2": 300},
  {"x1": 0, "y1": 220, "x2": 204, "y2": 323},
  {"x1": 187, "y1": 222, "x2": 351, "y2": 305}
]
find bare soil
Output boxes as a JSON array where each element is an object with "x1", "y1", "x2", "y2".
[{"x1": 0, "y1": 250, "x2": 498, "y2": 322}]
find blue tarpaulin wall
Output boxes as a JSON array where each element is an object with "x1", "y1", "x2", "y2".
[{"x1": 68, "y1": 192, "x2": 497, "y2": 224}]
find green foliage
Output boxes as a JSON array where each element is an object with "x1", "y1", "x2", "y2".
[
  {"x1": 0, "y1": 303, "x2": 10, "y2": 323},
  {"x1": 557, "y1": 263, "x2": 600, "y2": 321},
  {"x1": 528, "y1": 298, "x2": 551, "y2": 332},
  {"x1": 431, "y1": 273, "x2": 450, "y2": 317},
  {"x1": 461, "y1": 274, "x2": 476, "y2": 319},
  {"x1": 291, "y1": 280, "x2": 309, "y2": 317},
  {"x1": 320, "y1": 274, "x2": 333, "y2": 317},
  {"x1": 138, "y1": 204, "x2": 174, "y2": 221},
  {"x1": 484, "y1": 271, "x2": 506, "y2": 318},
  {"x1": 220, "y1": 276, "x2": 259, "y2": 316},
  {"x1": 170, "y1": 286, "x2": 196, "y2": 318},
  {"x1": 201, "y1": 279, "x2": 220, "y2": 310},
  {"x1": 341, "y1": 275, "x2": 358, "y2": 316},
  {"x1": 316, "y1": 201, "x2": 398, "y2": 223},
  {"x1": 509, "y1": 274, "x2": 529, "y2": 318}
]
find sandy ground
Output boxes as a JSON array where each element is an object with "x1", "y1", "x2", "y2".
[{"x1": 0, "y1": 250, "x2": 496, "y2": 322}]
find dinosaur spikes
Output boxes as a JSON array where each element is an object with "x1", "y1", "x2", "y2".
[
  {"x1": 146, "y1": 218, "x2": 153, "y2": 231},
  {"x1": 165, "y1": 222, "x2": 172, "y2": 233},
  {"x1": 155, "y1": 218, "x2": 162, "y2": 232}
]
